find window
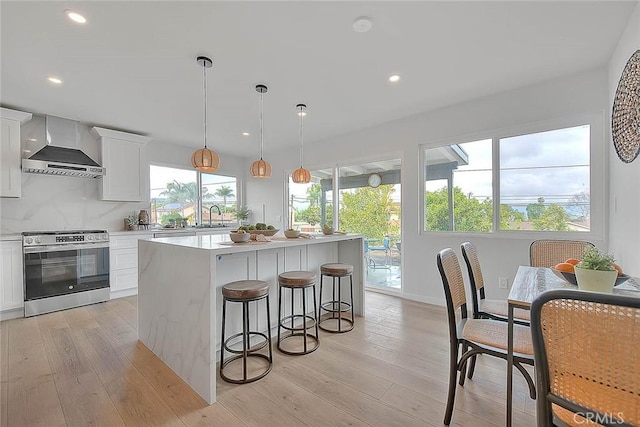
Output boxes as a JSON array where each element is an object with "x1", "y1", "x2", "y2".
[
  {"x1": 423, "y1": 140, "x2": 492, "y2": 232},
  {"x1": 422, "y1": 120, "x2": 595, "y2": 235},
  {"x1": 288, "y1": 169, "x2": 333, "y2": 232},
  {"x1": 500, "y1": 125, "x2": 590, "y2": 232},
  {"x1": 150, "y1": 165, "x2": 239, "y2": 226},
  {"x1": 150, "y1": 165, "x2": 197, "y2": 226},
  {"x1": 202, "y1": 173, "x2": 238, "y2": 224}
]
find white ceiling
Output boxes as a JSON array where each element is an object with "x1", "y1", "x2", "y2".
[{"x1": 1, "y1": 1, "x2": 636, "y2": 158}]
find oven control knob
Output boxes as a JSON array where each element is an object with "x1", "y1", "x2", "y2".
[
  {"x1": 88, "y1": 235, "x2": 94, "y2": 240},
  {"x1": 35, "y1": 238, "x2": 41, "y2": 244},
  {"x1": 25, "y1": 237, "x2": 33, "y2": 244}
]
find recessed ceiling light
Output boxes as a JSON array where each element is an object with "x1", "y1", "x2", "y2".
[
  {"x1": 389, "y1": 74, "x2": 401, "y2": 83},
  {"x1": 27, "y1": 138, "x2": 37, "y2": 142},
  {"x1": 65, "y1": 10, "x2": 87, "y2": 24},
  {"x1": 242, "y1": 132, "x2": 250, "y2": 136},
  {"x1": 47, "y1": 76, "x2": 62, "y2": 84},
  {"x1": 353, "y1": 16, "x2": 373, "y2": 33}
]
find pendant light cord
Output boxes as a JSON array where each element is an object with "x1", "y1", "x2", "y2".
[
  {"x1": 203, "y1": 64, "x2": 208, "y2": 149},
  {"x1": 259, "y1": 90, "x2": 264, "y2": 160},
  {"x1": 299, "y1": 105, "x2": 304, "y2": 167}
]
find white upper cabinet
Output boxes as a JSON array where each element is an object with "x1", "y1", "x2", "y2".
[
  {"x1": 91, "y1": 127, "x2": 151, "y2": 202},
  {"x1": 1, "y1": 107, "x2": 32, "y2": 198}
]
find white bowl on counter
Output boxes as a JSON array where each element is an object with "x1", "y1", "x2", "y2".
[
  {"x1": 284, "y1": 229, "x2": 301, "y2": 238},
  {"x1": 229, "y1": 232, "x2": 250, "y2": 243}
]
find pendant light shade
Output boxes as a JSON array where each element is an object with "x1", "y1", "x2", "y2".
[
  {"x1": 292, "y1": 103, "x2": 311, "y2": 183},
  {"x1": 250, "y1": 84, "x2": 271, "y2": 178},
  {"x1": 191, "y1": 56, "x2": 220, "y2": 172}
]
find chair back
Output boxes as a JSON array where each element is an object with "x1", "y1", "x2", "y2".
[
  {"x1": 437, "y1": 248, "x2": 468, "y2": 340},
  {"x1": 383, "y1": 236, "x2": 390, "y2": 249},
  {"x1": 460, "y1": 242, "x2": 485, "y2": 318},
  {"x1": 529, "y1": 239, "x2": 595, "y2": 267},
  {"x1": 531, "y1": 290, "x2": 640, "y2": 426}
]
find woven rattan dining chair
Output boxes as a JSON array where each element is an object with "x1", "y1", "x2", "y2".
[
  {"x1": 531, "y1": 289, "x2": 640, "y2": 427},
  {"x1": 460, "y1": 242, "x2": 530, "y2": 380},
  {"x1": 461, "y1": 242, "x2": 531, "y2": 324},
  {"x1": 437, "y1": 248, "x2": 536, "y2": 425},
  {"x1": 529, "y1": 240, "x2": 595, "y2": 268}
]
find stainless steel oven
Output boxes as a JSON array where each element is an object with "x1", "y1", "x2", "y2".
[{"x1": 23, "y1": 230, "x2": 110, "y2": 317}]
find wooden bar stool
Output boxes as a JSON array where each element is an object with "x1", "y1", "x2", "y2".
[
  {"x1": 319, "y1": 263, "x2": 354, "y2": 333},
  {"x1": 277, "y1": 271, "x2": 319, "y2": 355},
  {"x1": 219, "y1": 280, "x2": 273, "y2": 384}
]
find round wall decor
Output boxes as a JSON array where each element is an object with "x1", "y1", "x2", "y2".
[{"x1": 612, "y1": 49, "x2": 640, "y2": 163}]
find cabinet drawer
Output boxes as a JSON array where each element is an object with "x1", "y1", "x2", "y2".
[
  {"x1": 110, "y1": 268, "x2": 138, "y2": 292},
  {"x1": 111, "y1": 248, "x2": 138, "y2": 270},
  {"x1": 110, "y1": 235, "x2": 140, "y2": 250}
]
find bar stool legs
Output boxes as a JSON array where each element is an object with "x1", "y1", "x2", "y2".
[
  {"x1": 319, "y1": 263, "x2": 355, "y2": 333},
  {"x1": 219, "y1": 280, "x2": 273, "y2": 384},
  {"x1": 277, "y1": 271, "x2": 319, "y2": 355}
]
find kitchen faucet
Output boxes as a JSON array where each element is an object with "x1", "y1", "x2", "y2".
[{"x1": 209, "y1": 205, "x2": 223, "y2": 227}]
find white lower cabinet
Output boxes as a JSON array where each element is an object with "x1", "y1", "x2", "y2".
[
  {"x1": 0, "y1": 240, "x2": 24, "y2": 319},
  {"x1": 109, "y1": 232, "x2": 152, "y2": 298}
]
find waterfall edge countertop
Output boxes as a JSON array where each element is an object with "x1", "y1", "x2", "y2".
[{"x1": 137, "y1": 233, "x2": 364, "y2": 405}]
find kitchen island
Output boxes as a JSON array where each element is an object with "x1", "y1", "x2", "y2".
[{"x1": 138, "y1": 233, "x2": 364, "y2": 404}]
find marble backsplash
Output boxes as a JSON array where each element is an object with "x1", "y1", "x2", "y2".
[{"x1": 0, "y1": 172, "x2": 149, "y2": 234}]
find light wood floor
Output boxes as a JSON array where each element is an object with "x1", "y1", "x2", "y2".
[{"x1": 0, "y1": 292, "x2": 536, "y2": 426}]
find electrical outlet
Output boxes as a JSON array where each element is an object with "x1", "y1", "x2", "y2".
[
  {"x1": 499, "y1": 277, "x2": 508, "y2": 289},
  {"x1": 275, "y1": 215, "x2": 281, "y2": 221}
]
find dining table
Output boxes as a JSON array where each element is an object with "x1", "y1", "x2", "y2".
[{"x1": 505, "y1": 266, "x2": 640, "y2": 427}]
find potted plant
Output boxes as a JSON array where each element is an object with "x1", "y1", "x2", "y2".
[
  {"x1": 574, "y1": 247, "x2": 617, "y2": 292},
  {"x1": 124, "y1": 215, "x2": 138, "y2": 231},
  {"x1": 235, "y1": 206, "x2": 251, "y2": 225}
]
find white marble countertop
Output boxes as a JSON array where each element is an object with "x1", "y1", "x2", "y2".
[
  {"x1": 110, "y1": 227, "x2": 233, "y2": 237},
  {"x1": 146, "y1": 232, "x2": 362, "y2": 254}
]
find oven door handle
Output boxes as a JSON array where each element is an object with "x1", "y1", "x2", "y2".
[{"x1": 23, "y1": 242, "x2": 110, "y2": 253}]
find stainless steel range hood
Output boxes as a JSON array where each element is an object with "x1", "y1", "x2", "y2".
[{"x1": 22, "y1": 116, "x2": 106, "y2": 178}]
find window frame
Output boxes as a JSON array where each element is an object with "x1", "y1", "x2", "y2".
[
  {"x1": 419, "y1": 113, "x2": 605, "y2": 240},
  {"x1": 149, "y1": 162, "x2": 243, "y2": 226}
]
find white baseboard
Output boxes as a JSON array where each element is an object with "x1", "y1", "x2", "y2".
[
  {"x1": 398, "y1": 291, "x2": 445, "y2": 307},
  {"x1": 110, "y1": 288, "x2": 138, "y2": 300},
  {"x1": 0, "y1": 307, "x2": 24, "y2": 321}
]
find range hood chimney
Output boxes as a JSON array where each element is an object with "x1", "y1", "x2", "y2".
[{"x1": 22, "y1": 115, "x2": 106, "y2": 178}]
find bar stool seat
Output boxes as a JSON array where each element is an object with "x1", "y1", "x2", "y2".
[
  {"x1": 320, "y1": 263, "x2": 354, "y2": 276},
  {"x1": 319, "y1": 263, "x2": 355, "y2": 333},
  {"x1": 220, "y1": 279, "x2": 273, "y2": 384},
  {"x1": 278, "y1": 271, "x2": 319, "y2": 355},
  {"x1": 222, "y1": 280, "x2": 270, "y2": 299}
]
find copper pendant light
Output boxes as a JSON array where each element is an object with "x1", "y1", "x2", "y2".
[
  {"x1": 191, "y1": 56, "x2": 220, "y2": 172},
  {"x1": 250, "y1": 84, "x2": 272, "y2": 178},
  {"x1": 292, "y1": 103, "x2": 311, "y2": 183}
]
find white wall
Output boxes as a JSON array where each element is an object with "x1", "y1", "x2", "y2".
[
  {"x1": 0, "y1": 115, "x2": 245, "y2": 234},
  {"x1": 608, "y1": 2, "x2": 640, "y2": 276},
  {"x1": 246, "y1": 67, "x2": 610, "y2": 305}
]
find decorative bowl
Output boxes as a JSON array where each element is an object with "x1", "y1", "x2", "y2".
[
  {"x1": 551, "y1": 268, "x2": 629, "y2": 287},
  {"x1": 322, "y1": 227, "x2": 334, "y2": 235},
  {"x1": 284, "y1": 229, "x2": 301, "y2": 238},
  {"x1": 229, "y1": 232, "x2": 250, "y2": 243},
  {"x1": 249, "y1": 229, "x2": 279, "y2": 237}
]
